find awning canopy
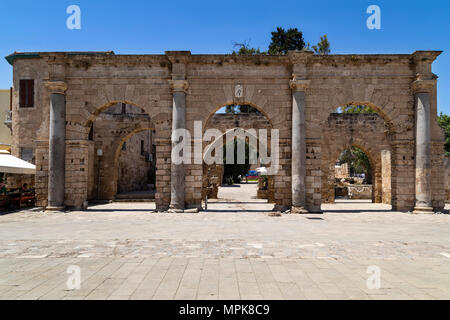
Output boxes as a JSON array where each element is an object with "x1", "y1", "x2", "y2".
[
  {"x1": 255, "y1": 167, "x2": 268, "y2": 175},
  {"x1": 0, "y1": 150, "x2": 36, "y2": 175}
]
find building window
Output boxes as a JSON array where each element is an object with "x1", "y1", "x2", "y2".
[
  {"x1": 20, "y1": 147, "x2": 35, "y2": 164},
  {"x1": 141, "y1": 140, "x2": 145, "y2": 156},
  {"x1": 19, "y1": 79, "x2": 34, "y2": 108},
  {"x1": 121, "y1": 103, "x2": 126, "y2": 114},
  {"x1": 122, "y1": 142, "x2": 126, "y2": 151}
]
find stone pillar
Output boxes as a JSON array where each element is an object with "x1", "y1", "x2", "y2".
[
  {"x1": 169, "y1": 80, "x2": 189, "y2": 212},
  {"x1": 412, "y1": 79, "x2": 435, "y2": 214},
  {"x1": 45, "y1": 81, "x2": 67, "y2": 211},
  {"x1": 290, "y1": 79, "x2": 310, "y2": 213}
]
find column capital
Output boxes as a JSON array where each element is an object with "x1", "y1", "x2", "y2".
[
  {"x1": 290, "y1": 79, "x2": 310, "y2": 92},
  {"x1": 169, "y1": 79, "x2": 189, "y2": 93},
  {"x1": 44, "y1": 81, "x2": 68, "y2": 94},
  {"x1": 412, "y1": 77, "x2": 436, "y2": 94},
  {"x1": 288, "y1": 50, "x2": 314, "y2": 64}
]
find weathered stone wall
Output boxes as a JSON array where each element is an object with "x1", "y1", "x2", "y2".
[
  {"x1": 348, "y1": 184, "x2": 373, "y2": 199},
  {"x1": 202, "y1": 164, "x2": 223, "y2": 200},
  {"x1": 202, "y1": 112, "x2": 273, "y2": 201},
  {"x1": 204, "y1": 113, "x2": 272, "y2": 133},
  {"x1": 445, "y1": 156, "x2": 450, "y2": 203},
  {"x1": 321, "y1": 113, "x2": 391, "y2": 204},
  {"x1": 88, "y1": 105, "x2": 154, "y2": 200},
  {"x1": 257, "y1": 175, "x2": 275, "y2": 202},
  {"x1": 8, "y1": 50, "x2": 446, "y2": 211},
  {"x1": 381, "y1": 150, "x2": 392, "y2": 204},
  {"x1": 335, "y1": 163, "x2": 349, "y2": 179},
  {"x1": 6, "y1": 174, "x2": 34, "y2": 190},
  {"x1": 117, "y1": 130, "x2": 153, "y2": 194}
]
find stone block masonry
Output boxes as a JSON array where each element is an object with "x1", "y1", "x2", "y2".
[
  {"x1": 5, "y1": 50, "x2": 446, "y2": 212},
  {"x1": 445, "y1": 156, "x2": 450, "y2": 203}
]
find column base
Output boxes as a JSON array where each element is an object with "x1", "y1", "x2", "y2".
[
  {"x1": 294, "y1": 206, "x2": 323, "y2": 214},
  {"x1": 412, "y1": 206, "x2": 434, "y2": 214},
  {"x1": 273, "y1": 204, "x2": 290, "y2": 212},
  {"x1": 291, "y1": 206, "x2": 309, "y2": 214},
  {"x1": 45, "y1": 206, "x2": 65, "y2": 212},
  {"x1": 307, "y1": 209, "x2": 324, "y2": 214}
]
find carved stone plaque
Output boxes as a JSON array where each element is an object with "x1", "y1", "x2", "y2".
[{"x1": 234, "y1": 84, "x2": 243, "y2": 98}]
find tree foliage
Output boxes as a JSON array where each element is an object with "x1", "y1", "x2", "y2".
[
  {"x1": 268, "y1": 27, "x2": 305, "y2": 55},
  {"x1": 437, "y1": 112, "x2": 450, "y2": 155},
  {"x1": 232, "y1": 27, "x2": 331, "y2": 56},
  {"x1": 222, "y1": 139, "x2": 254, "y2": 183},
  {"x1": 337, "y1": 104, "x2": 376, "y2": 113},
  {"x1": 225, "y1": 104, "x2": 261, "y2": 114},
  {"x1": 338, "y1": 146, "x2": 372, "y2": 183},
  {"x1": 232, "y1": 41, "x2": 265, "y2": 55},
  {"x1": 312, "y1": 35, "x2": 330, "y2": 55}
]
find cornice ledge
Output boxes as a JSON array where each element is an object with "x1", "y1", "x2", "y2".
[
  {"x1": 165, "y1": 51, "x2": 191, "y2": 64},
  {"x1": 289, "y1": 79, "x2": 311, "y2": 91},
  {"x1": 169, "y1": 79, "x2": 189, "y2": 93},
  {"x1": 288, "y1": 50, "x2": 314, "y2": 64},
  {"x1": 44, "y1": 81, "x2": 68, "y2": 94},
  {"x1": 412, "y1": 77, "x2": 436, "y2": 93}
]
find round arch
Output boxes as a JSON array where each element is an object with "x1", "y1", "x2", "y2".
[
  {"x1": 110, "y1": 126, "x2": 156, "y2": 198},
  {"x1": 202, "y1": 101, "x2": 274, "y2": 134},
  {"x1": 324, "y1": 142, "x2": 383, "y2": 204},
  {"x1": 83, "y1": 100, "x2": 148, "y2": 138},
  {"x1": 324, "y1": 101, "x2": 396, "y2": 135},
  {"x1": 329, "y1": 142, "x2": 378, "y2": 172},
  {"x1": 203, "y1": 127, "x2": 265, "y2": 161}
]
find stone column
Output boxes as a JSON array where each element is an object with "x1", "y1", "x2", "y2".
[
  {"x1": 45, "y1": 81, "x2": 68, "y2": 211},
  {"x1": 412, "y1": 79, "x2": 435, "y2": 214},
  {"x1": 290, "y1": 79, "x2": 310, "y2": 213},
  {"x1": 169, "y1": 80, "x2": 189, "y2": 212}
]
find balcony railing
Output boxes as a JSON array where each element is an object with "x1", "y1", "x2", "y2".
[{"x1": 4, "y1": 110, "x2": 12, "y2": 129}]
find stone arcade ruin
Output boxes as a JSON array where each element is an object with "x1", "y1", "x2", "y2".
[{"x1": 6, "y1": 50, "x2": 447, "y2": 213}]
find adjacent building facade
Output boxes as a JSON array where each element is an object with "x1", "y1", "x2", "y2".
[
  {"x1": 5, "y1": 50, "x2": 447, "y2": 212},
  {"x1": 0, "y1": 88, "x2": 12, "y2": 151}
]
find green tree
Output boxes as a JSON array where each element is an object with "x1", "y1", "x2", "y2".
[
  {"x1": 312, "y1": 34, "x2": 331, "y2": 55},
  {"x1": 338, "y1": 104, "x2": 376, "y2": 113},
  {"x1": 437, "y1": 112, "x2": 450, "y2": 155},
  {"x1": 232, "y1": 41, "x2": 265, "y2": 55},
  {"x1": 225, "y1": 104, "x2": 261, "y2": 114},
  {"x1": 268, "y1": 27, "x2": 305, "y2": 55},
  {"x1": 338, "y1": 146, "x2": 372, "y2": 183},
  {"x1": 222, "y1": 139, "x2": 254, "y2": 183}
]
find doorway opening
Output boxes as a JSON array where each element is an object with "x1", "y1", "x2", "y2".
[
  {"x1": 202, "y1": 104, "x2": 274, "y2": 212},
  {"x1": 321, "y1": 103, "x2": 393, "y2": 212},
  {"x1": 86, "y1": 102, "x2": 157, "y2": 206},
  {"x1": 115, "y1": 129, "x2": 156, "y2": 202}
]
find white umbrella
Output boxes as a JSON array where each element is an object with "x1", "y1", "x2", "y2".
[
  {"x1": 255, "y1": 167, "x2": 268, "y2": 175},
  {"x1": 0, "y1": 150, "x2": 36, "y2": 175}
]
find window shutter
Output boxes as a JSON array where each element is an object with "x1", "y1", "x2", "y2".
[
  {"x1": 27, "y1": 80, "x2": 34, "y2": 107},
  {"x1": 19, "y1": 80, "x2": 34, "y2": 108},
  {"x1": 19, "y1": 80, "x2": 26, "y2": 107}
]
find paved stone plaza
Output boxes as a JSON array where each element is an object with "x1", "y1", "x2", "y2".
[{"x1": 0, "y1": 184, "x2": 449, "y2": 300}]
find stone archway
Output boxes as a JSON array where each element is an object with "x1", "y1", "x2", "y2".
[
  {"x1": 11, "y1": 50, "x2": 445, "y2": 212},
  {"x1": 199, "y1": 104, "x2": 275, "y2": 209},
  {"x1": 112, "y1": 127, "x2": 156, "y2": 198},
  {"x1": 320, "y1": 111, "x2": 392, "y2": 206},
  {"x1": 82, "y1": 101, "x2": 171, "y2": 209},
  {"x1": 327, "y1": 144, "x2": 379, "y2": 203},
  {"x1": 202, "y1": 127, "x2": 271, "y2": 202}
]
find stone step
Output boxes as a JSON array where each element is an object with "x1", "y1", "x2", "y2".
[
  {"x1": 114, "y1": 199, "x2": 155, "y2": 203},
  {"x1": 115, "y1": 192, "x2": 155, "y2": 200}
]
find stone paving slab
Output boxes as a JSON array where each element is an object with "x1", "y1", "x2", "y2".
[{"x1": 0, "y1": 201, "x2": 448, "y2": 300}]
